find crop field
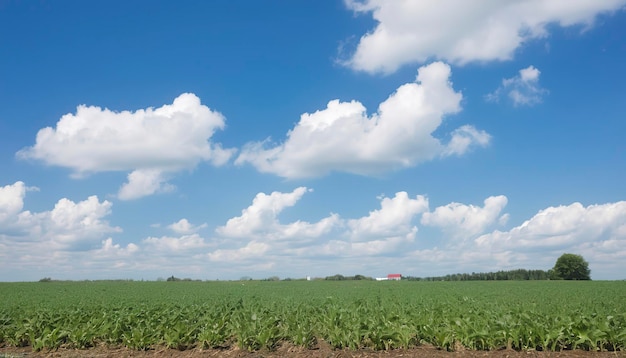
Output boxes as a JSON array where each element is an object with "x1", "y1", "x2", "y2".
[{"x1": 0, "y1": 280, "x2": 625, "y2": 355}]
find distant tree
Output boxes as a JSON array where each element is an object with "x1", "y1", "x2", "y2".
[
  {"x1": 325, "y1": 274, "x2": 346, "y2": 281},
  {"x1": 552, "y1": 253, "x2": 591, "y2": 280},
  {"x1": 547, "y1": 269, "x2": 559, "y2": 280}
]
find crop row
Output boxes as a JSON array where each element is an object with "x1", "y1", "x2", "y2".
[
  {"x1": 2, "y1": 298, "x2": 625, "y2": 351},
  {"x1": 1, "y1": 281, "x2": 625, "y2": 352}
]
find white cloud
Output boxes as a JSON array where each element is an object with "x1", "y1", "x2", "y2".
[
  {"x1": 469, "y1": 201, "x2": 626, "y2": 278},
  {"x1": 236, "y1": 62, "x2": 489, "y2": 179},
  {"x1": 98, "y1": 238, "x2": 139, "y2": 257},
  {"x1": 486, "y1": 66, "x2": 548, "y2": 106},
  {"x1": 0, "y1": 181, "x2": 29, "y2": 223},
  {"x1": 421, "y1": 195, "x2": 509, "y2": 239},
  {"x1": 344, "y1": 0, "x2": 626, "y2": 73},
  {"x1": 216, "y1": 187, "x2": 340, "y2": 241},
  {"x1": 45, "y1": 196, "x2": 121, "y2": 247},
  {"x1": 143, "y1": 234, "x2": 208, "y2": 252},
  {"x1": 443, "y1": 125, "x2": 492, "y2": 156},
  {"x1": 279, "y1": 215, "x2": 342, "y2": 242},
  {"x1": 309, "y1": 235, "x2": 417, "y2": 258},
  {"x1": 12, "y1": 238, "x2": 141, "y2": 280},
  {"x1": 278, "y1": 192, "x2": 429, "y2": 259},
  {"x1": 167, "y1": 218, "x2": 208, "y2": 235},
  {"x1": 207, "y1": 241, "x2": 270, "y2": 262},
  {"x1": 214, "y1": 190, "x2": 428, "y2": 261},
  {"x1": 0, "y1": 181, "x2": 120, "y2": 255},
  {"x1": 3, "y1": 182, "x2": 625, "y2": 280},
  {"x1": 476, "y1": 202, "x2": 626, "y2": 250},
  {"x1": 348, "y1": 192, "x2": 428, "y2": 241},
  {"x1": 18, "y1": 93, "x2": 235, "y2": 200},
  {"x1": 118, "y1": 170, "x2": 176, "y2": 201},
  {"x1": 305, "y1": 192, "x2": 430, "y2": 258}
]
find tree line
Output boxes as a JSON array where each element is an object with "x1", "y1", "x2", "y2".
[
  {"x1": 325, "y1": 254, "x2": 591, "y2": 282},
  {"x1": 404, "y1": 268, "x2": 553, "y2": 281},
  {"x1": 405, "y1": 253, "x2": 591, "y2": 281}
]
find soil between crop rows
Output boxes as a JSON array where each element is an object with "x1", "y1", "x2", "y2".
[{"x1": 2, "y1": 342, "x2": 625, "y2": 358}]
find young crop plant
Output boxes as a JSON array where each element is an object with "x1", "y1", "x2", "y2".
[
  {"x1": 162, "y1": 321, "x2": 197, "y2": 350},
  {"x1": 122, "y1": 326, "x2": 153, "y2": 351},
  {"x1": 228, "y1": 304, "x2": 284, "y2": 352},
  {"x1": 32, "y1": 326, "x2": 67, "y2": 352},
  {"x1": 197, "y1": 323, "x2": 229, "y2": 349},
  {"x1": 66, "y1": 325, "x2": 97, "y2": 349}
]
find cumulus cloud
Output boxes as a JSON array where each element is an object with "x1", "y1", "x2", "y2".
[
  {"x1": 471, "y1": 201, "x2": 626, "y2": 277},
  {"x1": 308, "y1": 235, "x2": 416, "y2": 258},
  {"x1": 421, "y1": 195, "x2": 509, "y2": 239},
  {"x1": 207, "y1": 241, "x2": 270, "y2": 262},
  {"x1": 476, "y1": 201, "x2": 626, "y2": 251},
  {"x1": 216, "y1": 187, "x2": 340, "y2": 241},
  {"x1": 45, "y1": 196, "x2": 121, "y2": 247},
  {"x1": 230, "y1": 190, "x2": 430, "y2": 260},
  {"x1": 348, "y1": 192, "x2": 428, "y2": 241},
  {"x1": 211, "y1": 190, "x2": 429, "y2": 263},
  {"x1": 167, "y1": 218, "x2": 208, "y2": 235},
  {"x1": 98, "y1": 238, "x2": 139, "y2": 256},
  {"x1": 10, "y1": 238, "x2": 140, "y2": 280},
  {"x1": 18, "y1": 93, "x2": 235, "y2": 200},
  {"x1": 300, "y1": 192, "x2": 430, "y2": 258},
  {"x1": 344, "y1": 0, "x2": 626, "y2": 73},
  {"x1": 443, "y1": 125, "x2": 492, "y2": 156},
  {"x1": 143, "y1": 234, "x2": 208, "y2": 253},
  {"x1": 0, "y1": 181, "x2": 30, "y2": 222},
  {"x1": 486, "y1": 66, "x2": 548, "y2": 106},
  {"x1": 236, "y1": 62, "x2": 489, "y2": 178},
  {"x1": 3, "y1": 182, "x2": 625, "y2": 280},
  {"x1": 118, "y1": 170, "x2": 176, "y2": 201},
  {"x1": 0, "y1": 182, "x2": 120, "y2": 251}
]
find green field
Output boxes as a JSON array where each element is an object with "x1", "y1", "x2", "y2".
[{"x1": 1, "y1": 280, "x2": 625, "y2": 352}]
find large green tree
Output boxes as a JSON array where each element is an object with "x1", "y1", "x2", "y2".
[{"x1": 552, "y1": 253, "x2": 591, "y2": 280}]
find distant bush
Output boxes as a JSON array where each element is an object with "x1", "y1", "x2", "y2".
[
  {"x1": 325, "y1": 274, "x2": 373, "y2": 281},
  {"x1": 325, "y1": 274, "x2": 346, "y2": 281}
]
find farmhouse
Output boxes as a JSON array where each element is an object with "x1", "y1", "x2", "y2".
[
  {"x1": 387, "y1": 273, "x2": 402, "y2": 281},
  {"x1": 376, "y1": 273, "x2": 402, "y2": 281}
]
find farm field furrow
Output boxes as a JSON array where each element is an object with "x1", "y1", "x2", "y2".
[{"x1": 0, "y1": 280, "x2": 624, "y2": 354}]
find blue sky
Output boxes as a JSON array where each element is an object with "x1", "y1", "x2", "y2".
[{"x1": 1, "y1": 0, "x2": 625, "y2": 281}]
